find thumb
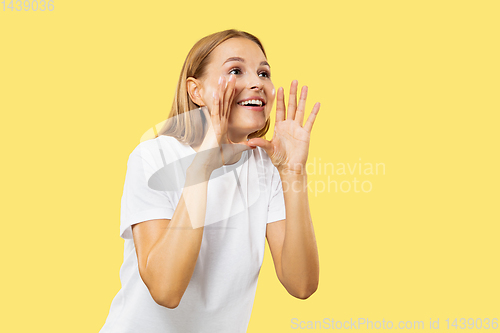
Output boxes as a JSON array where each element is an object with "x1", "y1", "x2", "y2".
[{"x1": 247, "y1": 138, "x2": 274, "y2": 157}]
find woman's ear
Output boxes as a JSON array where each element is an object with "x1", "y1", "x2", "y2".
[{"x1": 186, "y1": 77, "x2": 204, "y2": 107}]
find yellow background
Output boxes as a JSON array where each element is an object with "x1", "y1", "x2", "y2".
[{"x1": 1, "y1": 0, "x2": 499, "y2": 332}]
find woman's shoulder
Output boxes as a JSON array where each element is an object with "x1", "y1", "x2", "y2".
[
  {"x1": 127, "y1": 135, "x2": 191, "y2": 166},
  {"x1": 130, "y1": 135, "x2": 188, "y2": 154}
]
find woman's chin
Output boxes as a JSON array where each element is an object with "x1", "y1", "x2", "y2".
[
  {"x1": 228, "y1": 125, "x2": 265, "y2": 140},
  {"x1": 230, "y1": 115, "x2": 267, "y2": 132},
  {"x1": 247, "y1": 121, "x2": 267, "y2": 133}
]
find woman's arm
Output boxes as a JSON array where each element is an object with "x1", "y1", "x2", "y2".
[
  {"x1": 132, "y1": 164, "x2": 212, "y2": 309},
  {"x1": 266, "y1": 171, "x2": 319, "y2": 299},
  {"x1": 132, "y1": 74, "x2": 251, "y2": 308},
  {"x1": 247, "y1": 80, "x2": 321, "y2": 299}
]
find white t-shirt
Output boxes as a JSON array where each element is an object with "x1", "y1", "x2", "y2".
[{"x1": 99, "y1": 135, "x2": 286, "y2": 333}]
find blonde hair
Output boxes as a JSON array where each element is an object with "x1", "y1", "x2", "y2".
[{"x1": 157, "y1": 29, "x2": 271, "y2": 145}]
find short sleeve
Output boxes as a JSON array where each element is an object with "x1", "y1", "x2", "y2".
[
  {"x1": 267, "y1": 165, "x2": 286, "y2": 224},
  {"x1": 120, "y1": 146, "x2": 176, "y2": 239}
]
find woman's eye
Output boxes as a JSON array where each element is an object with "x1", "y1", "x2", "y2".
[
  {"x1": 229, "y1": 68, "x2": 242, "y2": 75},
  {"x1": 259, "y1": 71, "x2": 270, "y2": 78},
  {"x1": 228, "y1": 68, "x2": 270, "y2": 78}
]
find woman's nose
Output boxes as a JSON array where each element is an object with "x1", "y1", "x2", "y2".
[
  {"x1": 249, "y1": 79, "x2": 264, "y2": 91},
  {"x1": 243, "y1": 72, "x2": 264, "y2": 90}
]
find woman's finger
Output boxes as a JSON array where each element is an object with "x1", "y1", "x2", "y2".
[
  {"x1": 287, "y1": 80, "x2": 298, "y2": 121},
  {"x1": 218, "y1": 76, "x2": 226, "y2": 119},
  {"x1": 223, "y1": 74, "x2": 236, "y2": 121},
  {"x1": 276, "y1": 87, "x2": 285, "y2": 122},
  {"x1": 295, "y1": 85, "x2": 308, "y2": 127},
  {"x1": 303, "y1": 102, "x2": 321, "y2": 133},
  {"x1": 211, "y1": 91, "x2": 221, "y2": 134}
]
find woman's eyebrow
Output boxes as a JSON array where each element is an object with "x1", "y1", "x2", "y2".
[{"x1": 222, "y1": 57, "x2": 271, "y2": 68}]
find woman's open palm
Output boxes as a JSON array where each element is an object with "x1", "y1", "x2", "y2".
[{"x1": 248, "y1": 80, "x2": 321, "y2": 174}]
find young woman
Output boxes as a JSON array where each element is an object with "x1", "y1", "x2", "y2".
[{"x1": 99, "y1": 29, "x2": 320, "y2": 333}]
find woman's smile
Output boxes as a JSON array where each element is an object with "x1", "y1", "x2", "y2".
[
  {"x1": 236, "y1": 96, "x2": 266, "y2": 112},
  {"x1": 237, "y1": 103, "x2": 265, "y2": 112}
]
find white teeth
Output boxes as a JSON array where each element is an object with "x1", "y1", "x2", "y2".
[{"x1": 238, "y1": 99, "x2": 263, "y2": 106}]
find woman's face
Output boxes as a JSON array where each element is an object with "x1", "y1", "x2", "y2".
[{"x1": 196, "y1": 37, "x2": 275, "y2": 141}]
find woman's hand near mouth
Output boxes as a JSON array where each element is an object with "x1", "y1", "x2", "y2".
[{"x1": 194, "y1": 74, "x2": 253, "y2": 172}]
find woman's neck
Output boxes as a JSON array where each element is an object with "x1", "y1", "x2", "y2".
[
  {"x1": 190, "y1": 130, "x2": 248, "y2": 165},
  {"x1": 189, "y1": 143, "x2": 243, "y2": 165}
]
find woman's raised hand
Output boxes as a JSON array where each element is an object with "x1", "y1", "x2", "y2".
[
  {"x1": 197, "y1": 74, "x2": 252, "y2": 171},
  {"x1": 247, "y1": 80, "x2": 321, "y2": 175}
]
